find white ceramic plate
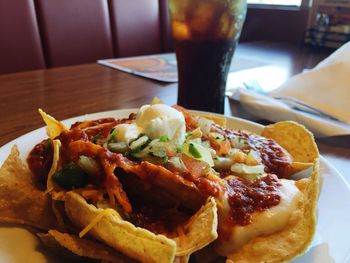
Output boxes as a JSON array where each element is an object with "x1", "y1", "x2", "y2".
[{"x1": 0, "y1": 109, "x2": 349, "y2": 263}]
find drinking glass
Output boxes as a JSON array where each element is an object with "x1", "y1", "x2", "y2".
[{"x1": 169, "y1": 0, "x2": 247, "y2": 113}]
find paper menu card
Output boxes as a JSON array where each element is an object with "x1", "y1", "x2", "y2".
[{"x1": 98, "y1": 53, "x2": 266, "y2": 83}]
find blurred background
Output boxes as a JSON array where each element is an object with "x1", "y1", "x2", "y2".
[{"x1": 0, "y1": 0, "x2": 349, "y2": 75}]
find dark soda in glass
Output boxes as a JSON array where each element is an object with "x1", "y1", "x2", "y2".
[{"x1": 170, "y1": 0, "x2": 247, "y2": 114}]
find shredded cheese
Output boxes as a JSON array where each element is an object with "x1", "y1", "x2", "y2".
[
  {"x1": 79, "y1": 208, "x2": 122, "y2": 238},
  {"x1": 46, "y1": 139, "x2": 61, "y2": 192}
]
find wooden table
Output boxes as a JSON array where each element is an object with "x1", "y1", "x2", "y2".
[{"x1": 0, "y1": 42, "x2": 349, "y2": 183}]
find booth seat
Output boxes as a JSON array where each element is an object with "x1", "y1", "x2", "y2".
[
  {"x1": 0, "y1": 0, "x2": 172, "y2": 74},
  {"x1": 0, "y1": 0, "x2": 45, "y2": 74}
]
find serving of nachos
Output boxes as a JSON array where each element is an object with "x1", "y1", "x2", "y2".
[{"x1": 0, "y1": 102, "x2": 319, "y2": 263}]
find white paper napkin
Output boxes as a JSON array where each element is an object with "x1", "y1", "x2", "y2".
[{"x1": 231, "y1": 42, "x2": 350, "y2": 137}]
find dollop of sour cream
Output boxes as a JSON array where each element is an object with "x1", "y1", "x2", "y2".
[
  {"x1": 112, "y1": 104, "x2": 186, "y2": 145},
  {"x1": 136, "y1": 104, "x2": 186, "y2": 145}
]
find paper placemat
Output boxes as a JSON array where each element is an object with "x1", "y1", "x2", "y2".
[{"x1": 98, "y1": 53, "x2": 266, "y2": 83}]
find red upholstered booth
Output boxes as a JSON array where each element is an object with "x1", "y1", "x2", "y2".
[
  {"x1": 0, "y1": 0, "x2": 172, "y2": 74},
  {"x1": 109, "y1": 0, "x2": 162, "y2": 57},
  {"x1": 35, "y1": 0, "x2": 114, "y2": 67},
  {"x1": 0, "y1": 0, "x2": 45, "y2": 74}
]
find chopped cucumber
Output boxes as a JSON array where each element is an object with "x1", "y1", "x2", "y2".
[
  {"x1": 176, "y1": 144, "x2": 183, "y2": 153},
  {"x1": 129, "y1": 135, "x2": 149, "y2": 151},
  {"x1": 108, "y1": 128, "x2": 118, "y2": 142},
  {"x1": 77, "y1": 156, "x2": 99, "y2": 175},
  {"x1": 130, "y1": 147, "x2": 150, "y2": 158},
  {"x1": 230, "y1": 163, "x2": 265, "y2": 175},
  {"x1": 183, "y1": 142, "x2": 214, "y2": 167},
  {"x1": 209, "y1": 132, "x2": 225, "y2": 141},
  {"x1": 198, "y1": 117, "x2": 213, "y2": 134},
  {"x1": 108, "y1": 142, "x2": 128, "y2": 153},
  {"x1": 189, "y1": 143, "x2": 202, "y2": 158},
  {"x1": 148, "y1": 140, "x2": 172, "y2": 158},
  {"x1": 230, "y1": 136, "x2": 248, "y2": 149},
  {"x1": 168, "y1": 156, "x2": 188, "y2": 172},
  {"x1": 213, "y1": 157, "x2": 232, "y2": 171}
]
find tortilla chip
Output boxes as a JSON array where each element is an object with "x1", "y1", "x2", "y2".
[
  {"x1": 280, "y1": 161, "x2": 314, "y2": 178},
  {"x1": 195, "y1": 113, "x2": 227, "y2": 128},
  {"x1": 64, "y1": 192, "x2": 177, "y2": 263},
  {"x1": 0, "y1": 145, "x2": 58, "y2": 231},
  {"x1": 51, "y1": 200, "x2": 70, "y2": 231},
  {"x1": 174, "y1": 197, "x2": 218, "y2": 257},
  {"x1": 261, "y1": 121, "x2": 319, "y2": 163},
  {"x1": 226, "y1": 159, "x2": 319, "y2": 262},
  {"x1": 38, "y1": 230, "x2": 134, "y2": 262},
  {"x1": 38, "y1": 109, "x2": 68, "y2": 139}
]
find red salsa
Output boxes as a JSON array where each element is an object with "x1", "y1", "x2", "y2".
[
  {"x1": 225, "y1": 174, "x2": 282, "y2": 226},
  {"x1": 213, "y1": 124, "x2": 292, "y2": 178},
  {"x1": 246, "y1": 133, "x2": 292, "y2": 177},
  {"x1": 27, "y1": 139, "x2": 53, "y2": 187},
  {"x1": 27, "y1": 113, "x2": 286, "y2": 231},
  {"x1": 130, "y1": 200, "x2": 190, "y2": 235}
]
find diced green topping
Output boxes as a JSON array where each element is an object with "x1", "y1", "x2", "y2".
[
  {"x1": 209, "y1": 132, "x2": 225, "y2": 141},
  {"x1": 108, "y1": 128, "x2": 118, "y2": 143},
  {"x1": 213, "y1": 157, "x2": 232, "y2": 171},
  {"x1": 108, "y1": 142, "x2": 128, "y2": 153},
  {"x1": 168, "y1": 157, "x2": 187, "y2": 172},
  {"x1": 148, "y1": 140, "x2": 171, "y2": 158},
  {"x1": 129, "y1": 147, "x2": 149, "y2": 158},
  {"x1": 160, "y1": 156, "x2": 168, "y2": 164},
  {"x1": 176, "y1": 145, "x2": 183, "y2": 153},
  {"x1": 230, "y1": 163, "x2": 265, "y2": 175},
  {"x1": 159, "y1": 135, "x2": 169, "y2": 142},
  {"x1": 189, "y1": 143, "x2": 202, "y2": 158},
  {"x1": 183, "y1": 142, "x2": 214, "y2": 167},
  {"x1": 129, "y1": 135, "x2": 149, "y2": 151},
  {"x1": 150, "y1": 149, "x2": 166, "y2": 158},
  {"x1": 188, "y1": 137, "x2": 202, "y2": 144},
  {"x1": 77, "y1": 156, "x2": 99, "y2": 176},
  {"x1": 91, "y1": 134, "x2": 101, "y2": 144},
  {"x1": 53, "y1": 162, "x2": 88, "y2": 190}
]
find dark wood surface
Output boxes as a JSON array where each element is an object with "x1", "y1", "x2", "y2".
[{"x1": 0, "y1": 41, "x2": 348, "y2": 182}]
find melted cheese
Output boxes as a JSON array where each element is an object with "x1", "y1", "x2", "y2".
[{"x1": 216, "y1": 179, "x2": 301, "y2": 255}]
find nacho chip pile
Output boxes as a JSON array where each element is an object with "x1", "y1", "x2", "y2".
[{"x1": 0, "y1": 106, "x2": 320, "y2": 263}]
